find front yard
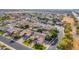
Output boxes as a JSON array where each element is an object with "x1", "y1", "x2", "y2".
[
  {"x1": 23, "y1": 37, "x2": 32, "y2": 46},
  {"x1": 32, "y1": 44, "x2": 46, "y2": 50},
  {"x1": 0, "y1": 30, "x2": 6, "y2": 35}
]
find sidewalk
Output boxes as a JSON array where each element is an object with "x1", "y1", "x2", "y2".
[{"x1": 0, "y1": 41, "x2": 15, "y2": 50}]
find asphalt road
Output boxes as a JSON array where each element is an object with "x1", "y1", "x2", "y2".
[
  {"x1": 48, "y1": 45, "x2": 57, "y2": 50},
  {"x1": 48, "y1": 38, "x2": 58, "y2": 50},
  {"x1": 0, "y1": 36, "x2": 32, "y2": 50},
  {"x1": 48, "y1": 25, "x2": 64, "y2": 50}
]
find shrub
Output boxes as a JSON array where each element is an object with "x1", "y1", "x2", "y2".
[{"x1": 32, "y1": 44, "x2": 46, "y2": 50}]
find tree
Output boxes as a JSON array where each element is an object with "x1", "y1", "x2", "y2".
[
  {"x1": 45, "y1": 28, "x2": 58, "y2": 41},
  {"x1": 57, "y1": 36, "x2": 73, "y2": 50},
  {"x1": 65, "y1": 33, "x2": 73, "y2": 39},
  {"x1": 32, "y1": 44, "x2": 46, "y2": 50},
  {"x1": 37, "y1": 28, "x2": 43, "y2": 33},
  {"x1": 44, "y1": 17, "x2": 48, "y2": 22},
  {"x1": 0, "y1": 14, "x2": 12, "y2": 21},
  {"x1": 64, "y1": 23, "x2": 72, "y2": 33},
  {"x1": 24, "y1": 25, "x2": 29, "y2": 29},
  {"x1": 23, "y1": 38, "x2": 32, "y2": 46},
  {"x1": 12, "y1": 32, "x2": 21, "y2": 40},
  {"x1": 0, "y1": 16, "x2": 2, "y2": 21},
  {"x1": 76, "y1": 25, "x2": 79, "y2": 35},
  {"x1": 49, "y1": 28, "x2": 58, "y2": 38},
  {"x1": 0, "y1": 30, "x2": 6, "y2": 35},
  {"x1": 45, "y1": 34, "x2": 52, "y2": 41}
]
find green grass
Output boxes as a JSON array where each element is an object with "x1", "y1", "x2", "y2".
[
  {"x1": 23, "y1": 38, "x2": 32, "y2": 46},
  {"x1": 32, "y1": 44, "x2": 46, "y2": 50},
  {"x1": 5, "y1": 35, "x2": 12, "y2": 40},
  {"x1": 0, "y1": 30, "x2": 6, "y2": 35}
]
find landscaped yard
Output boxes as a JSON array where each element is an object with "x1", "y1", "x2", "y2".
[
  {"x1": 45, "y1": 28, "x2": 58, "y2": 41},
  {"x1": 0, "y1": 14, "x2": 13, "y2": 21},
  {"x1": 32, "y1": 44, "x2": 46, "y2": 50},
  {"x1": 0, "y1": 30, "x2": 6, "y2": 35},
  {"x1": 5, "y1": 35, "x2": 12, "y2": 40},
  {"x1": 23, "y1": 37, "x2": 32, "y2": 46}
]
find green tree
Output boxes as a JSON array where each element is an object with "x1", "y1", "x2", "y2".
[
  {"x1": 0, "y1": 30, "x2": 6, "y2": 35},
  {"x1": 45, "y1": 34, "x2": 52, "y2": 41},
  {"x1": 23, "y1": 38, "x2": 32, "y2": 46},
  {"x1": 24, "y1": 25, "x2": 29, "y2": 29},
  {"x1": 12, "y1": 32, "x2": 21, "y2": 40},
  {"x1": 76, "y1": 25, "x2": 79, "y2": 34},
  {"x1": 57, "y1": 36, "x2": 73, "y2": 50},
  {"x1": 49, "y1": 28, "x2": 58, "y2": 38},
  {"x1": 65, "y1": 33, "x2": 73, "y2": 39},
  {"x1": 0, "y1": 16, "x2": 2, "y2": 21},
  {"x1": 37, "y1": 28, "x2": 43, "y2": 33},
  {"x1": 32, "y1": 44, "x2": 46, "y2": 50},
  {"x1": 64, "y1": 23, "x2": 72, "y2": 33}
]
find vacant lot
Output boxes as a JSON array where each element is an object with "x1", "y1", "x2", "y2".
[
  {"x1": 73, "y1": 40, "x2": 79, "y2": 50},
  {"x1": 63, "y1": 16, "x2": 79, "y2": 50}
]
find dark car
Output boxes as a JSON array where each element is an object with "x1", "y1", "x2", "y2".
[
  {"x1": 22, "y1": 34, "x2": 29, "y2": 40},
  {"x1": 9, "y1": 40, "x2": 15, "y2": 43},
  {"x1": 51, "y1": 38, "x2": 58, "y2": 45}
]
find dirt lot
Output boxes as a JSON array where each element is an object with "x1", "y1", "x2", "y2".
[
  {"x1": 63, "y1": 16, "x2": 75, "y2": 26},
  {"x1": 73, "y1": 40, "x2": 79, "y2": 50},
  {"x1": 63, "y1": 16, "x2": 79, "y2": 50}
]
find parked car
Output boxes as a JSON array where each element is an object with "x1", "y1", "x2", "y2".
[
  {"x1": 9, "y1": 40, "x2": 15, "y2": 43},
  {"x1": 51, "y1": 37, "x2": 58, "y2": 45}
]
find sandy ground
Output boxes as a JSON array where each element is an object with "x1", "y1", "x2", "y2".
[
  {"x1": 73, "y1": 40, "x2": 79, "y2": 50},
  {"x1": 63, "y1": 16, "x2": 79, "y2": 49},
  {"x1": 63, "y1": 16, "x2": 75, "y2": 35},
  {"x1": 63, "y1": 16, "x2": 75, "y2": 26}
]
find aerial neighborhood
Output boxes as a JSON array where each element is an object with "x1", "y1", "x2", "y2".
[{"x1": 0, "y1": 9, "x2": 79, "y2": 50}]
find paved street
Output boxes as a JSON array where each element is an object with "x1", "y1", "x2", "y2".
[
  {"x1": 48, "y1": 45, "x2": 57, "y2": 50},
  {"x1": 0, "y1": 36, "x2": 32, "y2": 50},
  {"x1": 48, "y1": 25, "x2": 64, "y2": 50}
]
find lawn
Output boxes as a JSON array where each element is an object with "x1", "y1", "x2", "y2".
[
  {"x1": 0, "y1": 30, "x2": 6, "y2": 35},
  {"x1": 5, "y1": 35, "x2": 12, "y2": 40},
  {"x1": 23, "y1": 37, "x2": 32, "y2": 46},
  {"x1": 32, "y1": 44, "x2": 46, "y2": 50}
]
